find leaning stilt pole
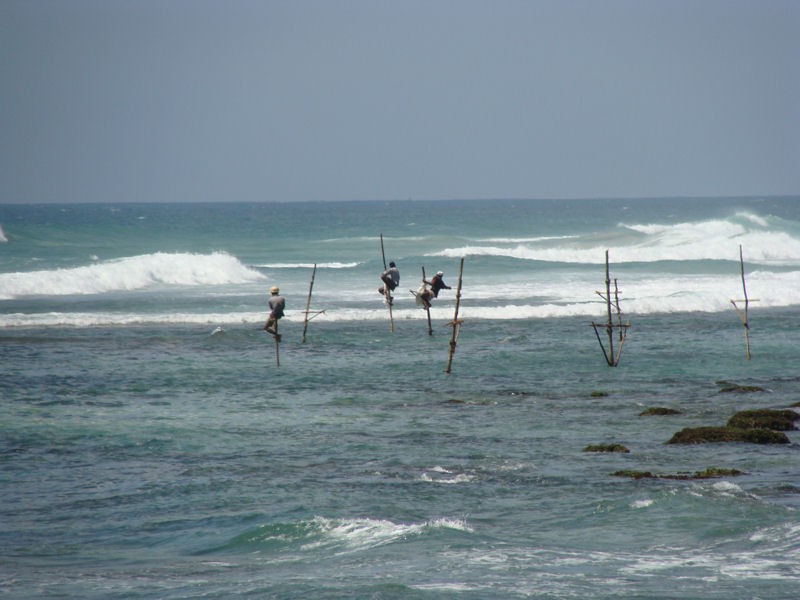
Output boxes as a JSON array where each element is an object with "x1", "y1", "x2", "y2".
[
  {"x1": 421, "y1": 266, "x2": 433, "y2": 335},
  {"x1": 445, "y1": 257, "x2": 465, "y2": 373},
  {"x1": 730, "y1": 244, "x2": 753, "y2": 360},
  {"x1": 613, "y1": 279, "x2": 627, "y2": 365},
  {"x1": 301, "y1": 264, "x2": 319, "y2": 343},
  {"x1": 380, "y1": 233, "x2": 394, "y2": 333}
]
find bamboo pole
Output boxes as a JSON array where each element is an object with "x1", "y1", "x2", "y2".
[
  {"x1": 591, "y1": 251, "x2": 629, "y2": 367},
  {"x1": 730, "y1": 244, "x2": 752, "y2": 360},
  {"x1": 380, "y1": 233, "x2": 394, "y2": 333},
  {"x1": 422, "y1": 266, "x2": 432, "y2": 335},
  {"x1": 301, "y1": 264, "x2": 317, "y2": 343},
  {"x1": 273, "y1": 321, "x2": 280, "y2": 367},
  {"x1": 444, "y1": 257, "x2": 465, "y2": 373},
  {"x1": 604, "y1": 250, "x2": 615, "y2": 364},
  {"x1": 613, "y1": 278, "x2": 628, "y2": 365}
]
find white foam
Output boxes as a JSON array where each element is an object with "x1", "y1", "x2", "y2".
[
  {"x1": 0, "y1": 224, "x2": 7, "y2": 243},
  {"x1": 303, "y1": 516, "x2": 472, "y2": 553},
  {"x1": 420, "y1": 470, "x2": 475, "y2": 484},
  {"x1": 477, "y1": 235, "x2": 580, "y2": 244},
  {"x1": 710, "y1": 481, "x2": 745, "y2": 495},
  {"x1": 0, "y1": 311, "x2": 267, "y2": 328},
  {"x1": 433, "y1": 213, "x2": 800, "y2": 266},
  {"x1": 0, "y1": 251, "x2": 265, "y2": 299},
  {"x1": 252, "y1": 262, "x2": 360, "y2": 269}
]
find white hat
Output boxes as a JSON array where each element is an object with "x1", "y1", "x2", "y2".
[{"x1": 437, "y1": 271, "x2": 444, "y2": 276}]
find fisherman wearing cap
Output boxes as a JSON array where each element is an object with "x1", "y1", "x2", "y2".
[
  {"x1": 425, "y1": 271, "x2": 451, "y2": 298},
  {"x1": 415, "y1": 270, "x2": 451, "y2": 310},
  {"x1": 264, "y1": 285, "x2": 286, "y2": 340}
]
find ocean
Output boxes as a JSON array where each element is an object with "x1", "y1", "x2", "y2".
[{"x1": 1, "y1": 197, "x2": 798, "y2": 599}]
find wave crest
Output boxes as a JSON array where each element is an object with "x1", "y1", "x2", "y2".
[
  {"x1": 0, "y1": 251, "x2": 264, "y2": 299},
  {"x1": 434, "y1": 212, "x2": 800, "y2": 265}
]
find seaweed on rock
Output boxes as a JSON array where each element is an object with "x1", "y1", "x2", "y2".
[
  {"x1": 727, "y1": 409, "x2": 799, "y2": 431},
  {"x1": 639, "y1": 407, "x2": 682, "y2": 416},
  {"x1": 667, "y1": 426, "x2": 789, "y2": 445},
  {"x1": 613, "y1": 467, "x2": 744, "y2": 480},
  {"x1": 715, "y1": 381, "x2": 766, "y2": 394},
  {"x1": 584, "y1": 444, "x2": 630, "y2": 453}
]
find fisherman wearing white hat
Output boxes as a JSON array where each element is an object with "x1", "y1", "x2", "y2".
[
  {"x1": 264, "y1": 285, "x2": 286, "y2": 340},
  {"x1": 425, "y1": 271, "x2": 451, "y2": 299}
]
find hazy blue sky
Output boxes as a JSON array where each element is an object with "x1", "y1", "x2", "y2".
[{"x1": 2, "y1": 0, "x2": 798, "y2": 203}]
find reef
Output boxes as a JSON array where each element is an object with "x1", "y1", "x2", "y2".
[
  {"x1": 613, "y1": 467, "x2": 744, "y2": 480},
  {"x1": 667, "y1": 426, "x2": 789, "y2": 445},
  {"x1": 583, "y1": 444, "x2": 630, "y2": 453},
  {"x1": 639, "y1": 407, "x2": 682, "y2": 416},
  {"x1": 715, "y1": 380, "x2": 766, "y2": 394},
  {"x1": 727, "y1": 408, "x2": 799, "y2": 431}
]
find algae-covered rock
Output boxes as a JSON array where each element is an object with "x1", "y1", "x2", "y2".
[
  {"x1": 640, "y1": 407, "x2": 682, "y2": 416},
  {"x1": 584, "y1": 444, "x2": 630, "y2": 453},
  {"x1": 690, "y1": 467, "x2": 743, "y2": 479},
  {"x1": 715, "y1": 381, "x2": 766, "y2": 394},
  {"x1": 612, "y1": 467, "x2": 743, "y2": 480},
  {"x1": 727, "y1": 409, "x2": 799, "y2": 431},
  {"x1": 667, "y1": 426, "x2": 789, "y2": 445},
  {"x1": 590, "y1": 391, "x2": 609, "y2": 398},
  {"x1": 612, "y1": 470, "x2": 654, "y2": 479}
]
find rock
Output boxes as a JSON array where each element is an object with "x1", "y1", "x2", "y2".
[
  {"x1": 667, "y1": 426, "x2": 789, "y2": 445},
  {"x1": 727, "y1": 409, "x2": 799, "y2": 431}
]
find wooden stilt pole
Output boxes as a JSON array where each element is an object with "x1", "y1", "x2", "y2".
[
  {"x1": 380, "y1": 234, "x2": 394, "y2": 333},
  {"x1": 422, "y1": 266, "x2": 433, "y2": 335},
  {"x1": 591, "y1": 250, "x2": 629, "y2": 367},
  {"x1": 592, "y1": 322, "x2": 611, "y2": 365},
  {"x1": 730, "y1": 244, "x2": 753, "y2": 360},
  {"x1": 604, "y1": 250, "x2": 615, "y2": 364},
  {"x1": 613, "y1": 278, "x2": 628, "y2": 365},
  {"x1": 445, "y1": 257, "x2": 465, "y2": 373},
  {"x1": 273, "y1": 321, "x2": 280, "y2": 367},
  {"x1": 301, "y1": 264, "x2": 317, "y2": 343}
]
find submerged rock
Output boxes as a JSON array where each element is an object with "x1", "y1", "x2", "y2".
[
  {"x1": 715, "y1": 380, "x2": 766, "y2": 394},
  {"x1": 640, "y1": 407, "x2": 682, "y2": 416},
  {"x1": 584, "y1": 444, "x2": 630, "y2": 453}
]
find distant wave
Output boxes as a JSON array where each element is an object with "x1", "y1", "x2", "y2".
[
  {"x1": 434, "y1": 212, "x2": 800, "y2": 265},
  {"x1": 477, "y1": 235, "x2": 579, "y2": 243},
  {"x1": 253, "y1": 262, "x2": 360, "y2": 269},
  {"x1": 0, "y1": 251, "x2": 264, "y2": 300}
]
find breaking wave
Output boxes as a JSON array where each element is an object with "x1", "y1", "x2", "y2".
[
  {"x1": 0, "y1": 251, "x2": 265, "y2": 300},
  {"x1": 253, "y1": 262, "x2": 360, "y2": 269},
  {"x1": 205, "y1": 516, "x2": 473, "y2": 558},
  {"x1": 433, "y1": 212, "x2": 800, "y2": 266}
]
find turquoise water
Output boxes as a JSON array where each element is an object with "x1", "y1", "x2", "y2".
[{"x1": 1, "y1": 198, "x2": 799, "y2": 598}]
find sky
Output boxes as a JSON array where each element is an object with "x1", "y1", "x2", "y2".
[{"x1": 1, "y1": 0, "x2": 798, "y2": 204}]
